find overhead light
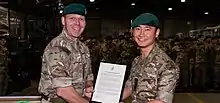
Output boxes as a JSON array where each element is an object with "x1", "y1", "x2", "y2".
[
  {"x1": 204, "y1": 12, "x2": 209, "y2": 15},
  {"x1": 181, "y1": 0, "x2": 186, "y2": 2},
  {"x1": 90, "y1": 0, "x2": 95, "y2": 2},
  {"x1": 58, "y1": 2, "x2": 62, "y2": 6},
  {"x1": 131, "y1": 3, "x2": 135, "y2": 6},
  {"x1": 168, "y1": 8, "x2": 172, "y2": 11},
  {"x1": 59, "y1": 10, "x2": 63, "y2": 14},
  {"x1": 187, "y1": 21, "x2": 191, "y2": 25}
]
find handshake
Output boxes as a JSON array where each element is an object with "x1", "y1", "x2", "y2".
[
  {"x1": 83, "y1": 83, "x2": 125, "y2": 103},
  {"x1": 83, "y1": 85, "x2": 94, "y2": 100}
]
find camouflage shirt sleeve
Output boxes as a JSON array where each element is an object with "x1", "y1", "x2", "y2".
[
  {"x1": 156, "y1": 61, "x2": 179, "y2": 103},
  {"x1": 125, "y1": 59, "x2": 136, "y2": 91},
  {"x1": 125, "y1": 71, "x2": 132, "y2": 91},
  {"x1": 85, "y1": 46, "x2": 94, "y2": 82},
  {"x1": 44, "y1": 46, "x2": 72, "y2": 89}
]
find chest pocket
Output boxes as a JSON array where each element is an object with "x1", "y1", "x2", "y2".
[
  {"x1": 134, "y1": 62, "x2": 158, "y2": 91},
  {"x1": 69, "y1": 47, "x2": 87, "y2": 84},
  {"x1": 143, "y1": 65, "x2": 158, "y2": 85},
  {"x1": 134, "y1": 65, "x2": 158, "y2": 101}
]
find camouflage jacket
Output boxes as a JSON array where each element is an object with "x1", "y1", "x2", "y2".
[
  {"x1": 215, "y1": 44, "x2": 220, "y2": 65},
  {"x1": 38, "y1": 30, "x2": 93, "y2": 99},
  {"x1": 172, "y1": 45, "x2": 185, "y2": 66},
  {"x1": 126, "y1": 44, "x2": 179, "y2": 103},
  {"x1": 195, "y1": 45, "x2": 207, "y2": 64},
  {"x1": 0, "y1": 45, "x2": 9, "y2": 66}
]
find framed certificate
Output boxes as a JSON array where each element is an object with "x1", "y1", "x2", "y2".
[{"x1": 91, "y1": 62, "x2": 127, "y2": 103}]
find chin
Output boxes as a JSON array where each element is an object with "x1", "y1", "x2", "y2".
[
  {"x1": 137, "y1": 43, "x2": 153, "y2": 48},
  {"x1": 137, "y1": 42, "x2": 147, "y2": 47},
  {"x1": 70, "y1": 33, "x2": 81, "y2": 37},
  {"x1": 139, "y1": 45, "x2": 148, "y2": 48},
  {"x1": 73, "y1": 35, "x2": 81, "y2": 38}
]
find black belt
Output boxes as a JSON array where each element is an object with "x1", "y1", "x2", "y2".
[
  {"x1": 41, "y1": 94, "x2": 50, "y2": 101},
  {"x1": 51, "y1": 98, "x2": 67, "y2": 103},
  {"x1": 42, "y1": 95, "x2": 67, "y2": 103}
]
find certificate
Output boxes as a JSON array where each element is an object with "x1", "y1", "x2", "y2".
[{"x1": 91, "y1": 62, "x2": 126, "y2": 103}]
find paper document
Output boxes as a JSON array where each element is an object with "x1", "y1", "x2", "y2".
[{"x1": 91, "y1": 62, "x2": 126, "y2": 103}]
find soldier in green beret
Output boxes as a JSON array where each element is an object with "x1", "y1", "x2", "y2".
[
  {"x1": 38, "y1": 3, "x2": 93, "y2": 103},
  {"x1": 121, "y1": 13, "x2": 179, "y2": 103}
]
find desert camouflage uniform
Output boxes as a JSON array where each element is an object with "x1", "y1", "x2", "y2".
[
  {"x1": 126, "y1": 44, "x2": 179, "y2": 103},
  {"x1": 193, "y1": 41, "x2": 207, "y2": 89},
  {"x1": 118, "y1": 38, "x2": 136, "y2": 64},
  {"x1": 214, "y1": 42, "x2": 220, "y2": 87},
  {"x1": 100, "y1": 39, "x2": 118, "y2": 63},
  {"x1": 0, "y1": 37, "x2": 9, "y2": 95},
  {"x1": 38, "y1": 30, "x2": 93, "y2": 102},
  {"x1": 172, "y1": 42, "x2": 188, "y2": 88},
  {"x1": 172, "y1": 42, "x2": 184, "y2": 66}
]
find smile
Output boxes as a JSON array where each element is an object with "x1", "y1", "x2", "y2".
[
  {"x1": 73, "y1": 28, "x2": 80, "y2": 31},
  {"x1": 138, "y1": 38, "x2": 147, "y2": 42}
]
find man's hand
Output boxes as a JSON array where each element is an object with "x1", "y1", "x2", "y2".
[
  {"x1": 84, "y1": 86, "x2": 93, "y2": 99},
  {"x1": 83, "y1": 80, "x2": 94, "y2": 99},
  {"x1": 121, "y1": 87, "x2": 132, "y2": 101},
  {"x1": 57, "y1": 86, "x2": 89, "y2": 103},
  {"x1": 148, "y1": 100, "x2": 165, "y2": 103}
]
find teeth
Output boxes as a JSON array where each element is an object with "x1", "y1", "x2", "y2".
[{"x1": 138, "y1": 38, "x2": 146, "y2": 41}]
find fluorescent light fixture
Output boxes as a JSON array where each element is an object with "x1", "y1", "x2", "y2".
[
  {"x1": 204, "y1": 12, "x2": 209, "y2": 15},
  {"x1": 131, "y1": 3, "x2": 135, "y2": 6},
  {"x1": 0, "y1": 2, "x2": 8, "y2": 4},
  {"x1": 181, "y1": 0, "x2": 186, "y2": 2},
  {"x1": 90, "y1": 0, "x2": 95, "y2": 2},
  {"x1": 168, "y1": 8, "x2": 172, "y2": 11}
]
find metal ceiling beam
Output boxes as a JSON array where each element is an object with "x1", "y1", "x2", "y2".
[
  {"x1": 0, "y1": 2, "x2": 8, "y2": 4},
  {"x1": 0, "y1": 6, "x2": 8, "y2": 12},
  {"x1": 36, "y1": 0, "x2": 57, "y2": 4}
]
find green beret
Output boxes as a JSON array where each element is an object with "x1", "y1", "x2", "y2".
[
  {"x1": 63, "y1": 3, "x2": 86, "y2": 16},
  {"x1": 131, "y1": 13, "x2": 159, "y2": 28}
]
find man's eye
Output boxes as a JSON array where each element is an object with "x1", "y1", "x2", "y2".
[
  {"x1": 80, "y1": 18, "x2": 85, "y2": 21},
  {"x1": 145, "y1": 28, "x2": 151, "y2": 31},
  {"x1": 69, "y1": 17, "x2": 74, "y2": 20},
  {"x1": 135, "y1": 28, "x2": 141, "y2": 30}
]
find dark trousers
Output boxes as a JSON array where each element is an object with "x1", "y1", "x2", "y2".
[{"x1": 193, "y1": 63, "x2": 207, "y2": 90}]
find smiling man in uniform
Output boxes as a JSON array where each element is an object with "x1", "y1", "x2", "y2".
[
  {"x1": 38, "y1": 3, "x2": 93, "y2": 103},
  {"x1": 121, "y1": 13, "x2": 179, "y2": 103}
]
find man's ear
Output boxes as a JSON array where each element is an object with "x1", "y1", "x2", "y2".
[
  {"x1": 61, "y1": 16, "x2": 65, "y2": 26},
  {"x1": 130, "y1": 28, "x2": 132, "y2": 34},
  {"x1": 156, "y1": 28, "x2": 160, "y2": 38}
]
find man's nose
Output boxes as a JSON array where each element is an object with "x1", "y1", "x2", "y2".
[
  {"x1": 74, "y1": 19, "x2": 80, "y2": 25},
  {"x1": 139, "y1": 29, "x2": 145, "y2": 36}
]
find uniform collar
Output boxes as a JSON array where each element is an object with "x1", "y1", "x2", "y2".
[{"x1": 138, "y1": 43, "x2": 160, "y2": 61}]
